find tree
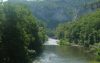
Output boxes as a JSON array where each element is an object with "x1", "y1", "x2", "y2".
[
  {"x1": 56, "y1": 9, "x2": 100, "y2": 47},
  {"x1": 0, "y1": 3, "x2": 46, "y2": 63}
]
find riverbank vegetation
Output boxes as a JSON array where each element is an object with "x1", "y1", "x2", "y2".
[
  {"x1": 56, "y1": 9, "x2": 100, "y2": 61},
  {"x1": 0, "y1": 3, "x2": 47, "y2": 63}
]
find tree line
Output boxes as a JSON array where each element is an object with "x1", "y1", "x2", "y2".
[
  {"x1": 0, "y1": 3, "x2": 47, "y2": 63},
  {"x1": 56, "y1": 9, "x2": 100, "y2": 60}
]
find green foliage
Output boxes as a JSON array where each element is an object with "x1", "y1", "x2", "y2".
[
  {"x1": 90, "y1": 43, "x2": 100, "y2": 61},
  {"x1": 37, "y1": 20, "x2": 48, "y2": 43},
  {"x1": 59, "y1": 39, "x2": 70, "y2": 46},
  {"x1": 56, "y1": 22, "x2": 71, "y2": 39},
  {"x1": 46, "y1": 29, "x2": 55, "y2": 37},
  {"x1": 56, "y1": 9, "x2": 100, "y2": 60},
  {"x1": 0, "y1": 3, "x2": 46, "y2": 63},
  {"x1": 56, "y1": 9, "x2": 100, "y2": 46},
  {"x1": 8, "y1": 0, "x2": 98, "y2": 29}
]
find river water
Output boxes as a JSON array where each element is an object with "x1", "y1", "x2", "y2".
[{"x1": 33, "y1": 38, "x2": 96, "y2": 63}]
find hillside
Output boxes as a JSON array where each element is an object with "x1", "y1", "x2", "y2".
[{"x1": 8, "y1": 0, "x2": 98, "y2": 28}]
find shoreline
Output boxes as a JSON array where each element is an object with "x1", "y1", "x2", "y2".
[{"x1": 59, "y1": 42, "x2": 100, "y2": 62}]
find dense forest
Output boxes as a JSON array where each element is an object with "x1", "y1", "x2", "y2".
[
  {"x1": 0, "y1": 3, "x2": 47, "y2": 63},
  {"x1": 7, "y1": 0, "x2": 100, "y2": 37},
  {"x1": 56, "y1": 9, "x2": 100, "y2": 61},
  {"x1": 8, "y1": 0, "x2": 98, "y2": 28}
]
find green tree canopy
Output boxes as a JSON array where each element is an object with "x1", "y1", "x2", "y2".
[{"x1": 0, "y1": 3, "x2": 47, "y2": 63}]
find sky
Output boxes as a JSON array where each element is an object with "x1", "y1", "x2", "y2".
[
  {"x1": 0, "y1": 0, "x2": 8, "y2": 2},
  {"x1": 4, "y1": 0, "x2": 7, "y2": 1},
  {"x1": 1, "y1": 0, "x2": 44, "y2": 2},
  {"x1": 27, "y1": 0, "x2": 44, "y2": 1}
]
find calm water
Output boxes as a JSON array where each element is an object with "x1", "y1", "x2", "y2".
[{"x1": 33, "y1": 38, "x2": 96, "y2": 63}]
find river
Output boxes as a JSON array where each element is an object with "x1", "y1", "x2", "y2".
[{"x1": 33, "y1": 38, "x2": 97, "y2": 63}]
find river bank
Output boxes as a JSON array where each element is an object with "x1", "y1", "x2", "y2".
[{"x1": 58, "y1": 39, "x2": 100, "y2": 62}]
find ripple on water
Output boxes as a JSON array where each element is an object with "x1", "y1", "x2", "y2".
[{"x1": 44, "y1": 38, "x2": 59, "y2": 45}]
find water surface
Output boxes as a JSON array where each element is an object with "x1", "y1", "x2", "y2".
[{"x1": 33, "y1": 38, "x2": 97, "y2": 63}]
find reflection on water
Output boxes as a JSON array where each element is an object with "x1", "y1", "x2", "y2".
[{"x1": 33, "y1": 45, "x2": 93, "y2": 63}]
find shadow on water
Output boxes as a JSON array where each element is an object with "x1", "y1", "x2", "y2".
[{"x1": 29, "y1": 47, "x2": 44, "y2": 62}]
